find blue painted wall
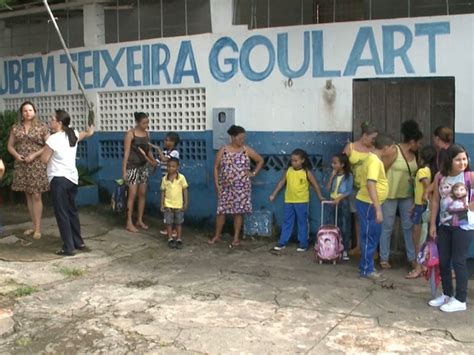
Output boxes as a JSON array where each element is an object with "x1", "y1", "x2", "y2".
[
  {"x1": 77, "y1": 130, "x2": 350, "y2": 234},
  {"x1": 455, "y1": 133, "x2": 474, "y2": 160}
]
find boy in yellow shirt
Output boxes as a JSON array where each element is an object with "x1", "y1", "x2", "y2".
[
  {"x1": 161, "y1": 158, "x2": 188, "y2": 249},
  {"x1": 356, "y1": 134, "x2": 394, "y2": 281}
]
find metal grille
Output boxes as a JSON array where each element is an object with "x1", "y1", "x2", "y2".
[
  {"x1": 99, "y1": 140, "x2": 124, "y2": 160},
  {"x1": 98, "y1": 88, "x2": 206, "y2": 132},
  {"x1": 76, "y1": 141, "x2": 88, "y2": 160}
]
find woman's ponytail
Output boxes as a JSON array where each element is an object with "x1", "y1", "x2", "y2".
[
  {"x1": 65, "y1": 126, "x2": 78, "y2": 147},
  {"x1": 55, "y1": 110, "x2": 77, "y2": 147}
]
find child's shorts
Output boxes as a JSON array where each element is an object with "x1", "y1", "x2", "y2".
[
  {"x1": 163, "y1": 208, "x2": 184, "y2": 225},
  {"x1": 412, "y1": 204, "x2": 427, "y2": 225}
]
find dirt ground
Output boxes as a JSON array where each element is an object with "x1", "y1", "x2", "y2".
[{"x1": 0, "y1": 204, "x2": 473, "y2": 354}]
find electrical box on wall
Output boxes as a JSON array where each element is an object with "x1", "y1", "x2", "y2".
[{"x1": 212, "y1": 108, "x2": 235, "y2": 150}]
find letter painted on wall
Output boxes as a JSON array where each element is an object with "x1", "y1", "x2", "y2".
[{"x1": 0, "y1": 20, "x2": 452, "y2": 95}]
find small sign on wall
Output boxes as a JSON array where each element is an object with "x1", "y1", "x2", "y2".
[{"x1": 212, "y1": 108, "x2": 235, "y2": 150}]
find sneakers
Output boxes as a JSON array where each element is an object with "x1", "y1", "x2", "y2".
[
  {"x1": 428, "y1": 295, "x2": 467, "y2": 312},
  {"x1": 440, "y1": 298, "x2": 467, "y2": 313},
  {"x1": 360, "y1": 271, "x2": 386, "y2": 282},
  {"x1": 342, "y1": 251, "x2": 350, "y2": 261},
  {"x1": 273, "y1": 245, "x2": 307, "y2": 252},
  {"x1": 428, "y1": 294, "x2": 450, "y2": 307},
  {"x1": 168, "y1": 239, "x2": 183, "y2": 249}
]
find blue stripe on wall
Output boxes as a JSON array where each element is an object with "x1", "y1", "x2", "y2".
[
  {"x1": 455, "y1": 133, "x2": 474, "y2": 159},
  {"x1": 91, "y1": 130, "x2": 350, "y2": 233}
]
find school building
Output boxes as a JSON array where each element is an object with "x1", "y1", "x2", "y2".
[{"x1": 0, "y1": 0, "x2": 473, "y2": 231}]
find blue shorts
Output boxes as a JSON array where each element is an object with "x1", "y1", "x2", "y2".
[{"x1": 411, "y1": 204, "x2": 427, "y2": 225}]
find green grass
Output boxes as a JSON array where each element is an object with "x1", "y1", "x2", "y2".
[
  {"x1": 57, "y1": 266, "x2": 86, "y2": 278},
  {"x1": 15, "y1": 337, "x2": 32, "y2": 347},
  {"x1": 14, "y1": 285, "x2": 38, "y2": 297}
]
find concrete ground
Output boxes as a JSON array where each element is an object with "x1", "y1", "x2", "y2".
[{"x1": 0, "y1": 205, "x2": 473, "y2": 354}]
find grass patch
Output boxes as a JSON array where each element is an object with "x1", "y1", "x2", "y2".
[
  {"x1": 57, "y1": 266, "x2": 86, "y2": 278},
  {"x1": 14, "y1": 285, "x2": 38, "y2": 297},
  {"x1": 15, "y1": 337, "x2": 32, "y2": 347}
]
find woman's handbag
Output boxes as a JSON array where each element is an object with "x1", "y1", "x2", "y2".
[{"x1": 398, "y1": 145, "x2": 416, "y2": 196}]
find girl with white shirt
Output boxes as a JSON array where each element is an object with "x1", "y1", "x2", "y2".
[
  {"x1": 41, "y1": 110, "x2": 94, "y2": 256},
  {"x1": 428, "y1": 144, "x2": 474, "y2": 312}
]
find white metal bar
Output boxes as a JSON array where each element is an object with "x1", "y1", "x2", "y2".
[
  {"x1": 42, "y1": 0, "x2": 92, "y2": 111},
  {"x1": 0, "y1": 0, "x2": 110, "y2": 19}
]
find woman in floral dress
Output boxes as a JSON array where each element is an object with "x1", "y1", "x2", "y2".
[
  {"x1": 209, "y1": 125, "x2": 264, "y2": 247},
  {"x1": 7, "y1": 101, "x2": 50, "y2": 239}
]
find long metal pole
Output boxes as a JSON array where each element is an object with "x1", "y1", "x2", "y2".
[
  {"x1": 160, "y1": 0, "x2": 163, "y2": 37},
  {"x1": 137, "y1": 0, "x2": 141, "y2": 40},
  {"x1": 42, "y1": 0, "x2": 92, "y2": 112}
]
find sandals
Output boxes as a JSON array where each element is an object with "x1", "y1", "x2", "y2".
[
  {"x1": 77, "y1": 244, "x2": 91, "y2": 252},
  {"x1": 55, "y1": 249, "x2": 75, "y2": 256},
  {"x1": 136, "y1": 223, "x2": 149, "y2": 230},
  {"x1": 229, "y1": 240, "x2": 241, "y2": 248},
  {"x1": 33, "y1": 232, "x2": 41, "y2": 240},
  {"x1": 126, "y1": 225, "x2": 139, "y2": 233},
  {"x1": 380, "y1": 261, "x2": 392, "y2": 269},
  {"x1": 208, "y1": 237, "x2": 220, "y2": 245},
  {"x1": 405, "y1": 269, "x2": 424, "y2": 279},
  {"x1": 23, "y1": 229, "x2": 34, "y2": 236}
]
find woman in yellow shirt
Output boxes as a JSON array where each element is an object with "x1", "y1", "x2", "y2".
[
  {"x1": 343, "y1": 121, "x2": 378, "y2": 255},
  {"x1": 380, "y1": 120, "x2": 423, "y2": 269},
  {"x1": 269, "y1": 149, "x2": 325, "y2": 252}
]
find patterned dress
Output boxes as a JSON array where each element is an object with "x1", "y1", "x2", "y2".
[
  {"x1": 217, "y1": 147, "x2": 252, "y2": 214},
  {"x1": 11, "y1": 123, "x2": 50, "y2": 193}
]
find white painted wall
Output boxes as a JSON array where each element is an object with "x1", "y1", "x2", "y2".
[{"x1": 1, "y1": 14, "x2": 473, "y2": 133}]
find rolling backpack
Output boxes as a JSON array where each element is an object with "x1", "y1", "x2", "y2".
[
  {"x1": 314, "y1": 201, "x2": 344, "y2": 264},
  {"x1": 111, "y1": 179, "x2": 127, "y2": 213}
]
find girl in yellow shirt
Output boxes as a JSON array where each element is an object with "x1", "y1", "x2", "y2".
[
  {"x1": 269, "y1": 149, "x2": 324, "y2": 252},
  {"x1": 406, "y1": 145, "x2": 437, "y2": 279}
]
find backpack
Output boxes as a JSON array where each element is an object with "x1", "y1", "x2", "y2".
[
  {"x1": 314, "y1": 225, "x2": 344, "y2": 264},
  {"x1": 111, "y1": 181, "x2": 127, "y2": 213},
  {"x1": 314, "y1": 201, "x2": 344, "y2": 264}
]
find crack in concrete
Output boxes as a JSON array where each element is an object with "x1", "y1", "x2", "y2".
[{"x1": 304, "y1": 290, "x2": 373, "y2": 354}]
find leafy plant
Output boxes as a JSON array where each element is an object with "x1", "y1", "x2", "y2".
[
  {"x1": 0, "y1": 111, "x2": 18, "y2": 187},
  {"x1": 58, "y1": 266, "x2": 86, "y2": 278},
  {"x1": 77, "y1": 165, "x2": 101, "y2": 186},
  {"x1": 15, "y1": 337, "x2": 32, "y2": 347},
  {"x1": 13, "y1": 285, "x2": 38, "y2": 297},
  {"x1": 0, "y1": 0, "x2": 12, "y2": 8}
]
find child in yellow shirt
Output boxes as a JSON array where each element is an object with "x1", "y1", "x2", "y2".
[
  {"x1": 160, "y1": 158, "x2": 188, "y2": 249},
  {"x1": 406, "y1": 145, "x2": 437, "y2": 279},
  {"x1": 269, "y1": 149, "x2": 324, "y2": 252},
  {"x1": 356, "y1": 134, "x2": 394, "y2": 281}
]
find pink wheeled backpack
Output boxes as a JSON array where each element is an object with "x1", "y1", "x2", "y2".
[{"x1": 314, "y1": 201, "x2": 344, "y2": 264}]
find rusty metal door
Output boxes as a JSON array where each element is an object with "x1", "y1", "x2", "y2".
[{"x1": 352, "y1": 77, "x2": 455, "y2": 142}]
